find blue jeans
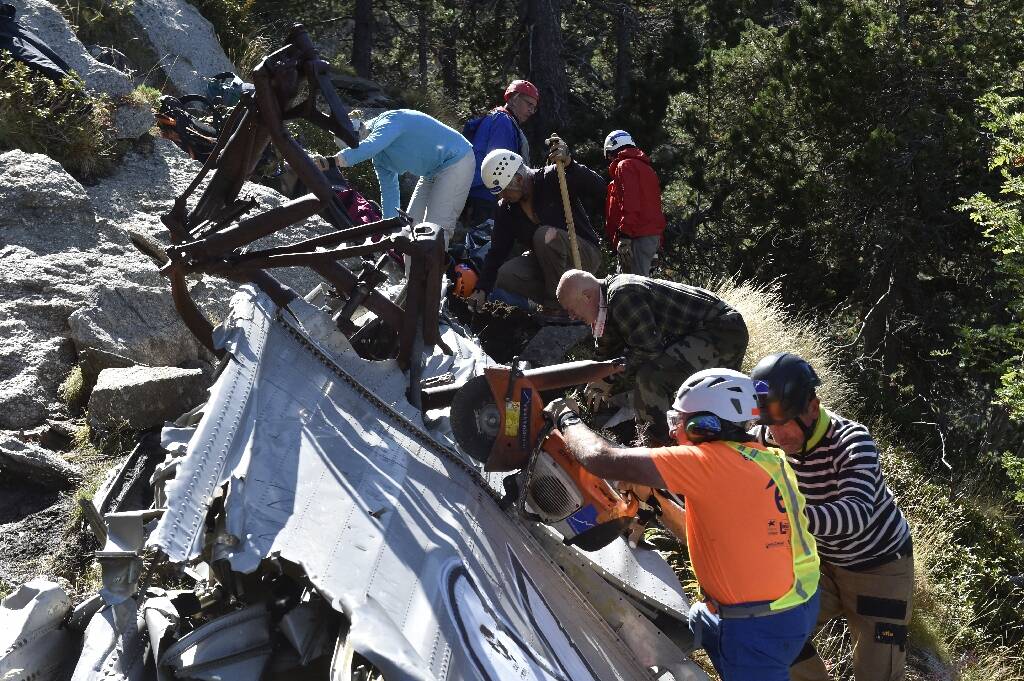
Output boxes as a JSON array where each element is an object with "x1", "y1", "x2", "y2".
[{"x1": 688, "y1": 591, "x2": 820, "y2": 681}]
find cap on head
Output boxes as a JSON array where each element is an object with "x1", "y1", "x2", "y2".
[
  {"x1": 481, "y1": 149, "x2": 524, "y2": 195},
  {"x1": 603, "y1": 130, "x2": 635, "y2": 155},
  {"x1": 749, "y1": 352, "x2": 821, "y2": 425},
  {"x1": 504, "y1": 79, "x2": 540, "y2": 102}
]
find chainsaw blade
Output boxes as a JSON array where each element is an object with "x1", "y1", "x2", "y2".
[
  {"x1": 450, "y1": 374, "x2": 501, "y2": 463},
  {"x1": 564, "y1": 516, "x2": 634, "y2": 552}
]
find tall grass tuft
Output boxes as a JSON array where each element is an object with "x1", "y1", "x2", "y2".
[
  {"x1": 689, "y1": 277, "x2": 1024, "y2": 680},
  {"x1": 0, "y1": 54, "x2": 117, "y2": 180},
  {"x1": 711, "y1": 278, "x2": 855, "y2": 413}
]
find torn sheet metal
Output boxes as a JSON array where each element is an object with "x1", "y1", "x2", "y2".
[
  {"x1": 162, "y1": 603, "x2": 272, "y2": 680},
  {"x1": 149, "y1": 289, "x2": 272, "y2": 562},
  {"x1": 71, "y1": 601, "x2": 147, "y2": 681},
  {"x1": 153, "y1": 286, "x2": 693, "y2": 678},
  {"x1": 546, "y1": 523, "x2": 690, "y2": 621},
  {"x1": 0, "y1": 579, "x2": 74, "y2": 681}
]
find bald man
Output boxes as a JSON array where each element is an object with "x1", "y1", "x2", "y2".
[{"x1": 557, "y1": 270, "x2": 748, "y2": 443}]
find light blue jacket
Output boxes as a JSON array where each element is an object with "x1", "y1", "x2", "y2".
[{"x1": 339, "y1": 109, "x2": 472, "y2": 218}]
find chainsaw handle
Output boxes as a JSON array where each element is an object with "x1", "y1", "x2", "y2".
[{"x1": 520, "y1": 358, "x2": 626, "y2": 391}]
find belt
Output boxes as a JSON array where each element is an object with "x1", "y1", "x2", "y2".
[
  {"x1": 707, "y1": 598, "x2": 801, "y2": 620},
  {"x1": 841, "y1": 536, "x2": 913, "y2": 572}
]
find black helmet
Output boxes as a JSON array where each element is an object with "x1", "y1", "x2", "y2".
[{"x1": 750, "y1": 353, "x2": 821, "y2": 425}]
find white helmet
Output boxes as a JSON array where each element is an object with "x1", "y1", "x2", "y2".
[
  {"x1": 481, "y1": 149, "x2": 523, "y2": 195},
  {"x1": 671, "y1": 368, "x2": 759, "y2": 425},
  {"x1": 603, "y1": 129, "x2": 635, "y2": 154}
]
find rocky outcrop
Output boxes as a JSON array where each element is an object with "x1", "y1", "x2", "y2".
[
  {"x1": 9, "y1": 0, "x2": 153, "y2": 140},
  {"x1": 69, "y1": 286, "x2": 208, "y2": 368},
  {"x1": 122, "y1": 0, "x2": 236, "y2": 96},
  {"x1": 10, "y1": 0, "x2": 134, "y2": 98},
  {"x1": 0, "y1": 435, "x2": 82, "y2": 490},
  {"x1": 0, "y1": 140, "x2": 337, "y2": 431},
  {"x1": 0, "y1": 150, "x2": 93, "y2": 227},
  {"x1": 88, "y1": 366, "x2": 209, "y2": 431}
]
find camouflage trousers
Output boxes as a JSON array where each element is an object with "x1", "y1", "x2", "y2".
[{"x1": 633, "y1": 312, "x2": 749, "y2": 444}]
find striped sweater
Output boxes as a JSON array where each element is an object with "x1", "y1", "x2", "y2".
[{"x1": 754, "y1": 410, "x2": 911, "y2": 568}]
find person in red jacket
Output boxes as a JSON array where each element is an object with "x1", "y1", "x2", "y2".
[{"x1": 603, "y1": 130, "x2": 666, "y2": 276}]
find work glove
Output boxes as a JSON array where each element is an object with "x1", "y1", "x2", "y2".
[
  {"x1": 545, "y1": 134, "x2": 571, "y2": 166},
  {"x1": 543, "y1": 396, "x2": 581, "y2": 430},
  {"x1": 466, "y1": 289, "x2": 487, "y2": 311},
  {"x1": 583, "y1": 378, "x2": 613, "y2": 412}
]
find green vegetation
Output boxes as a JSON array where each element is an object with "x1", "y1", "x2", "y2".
[
  {"x1": 0, "y1": 55, "x2": 117, "y2": 180},
  {"x1": 2, "y1": 0, "x2": 1021, "y2": 673},
  {"x1": 50, "y1": 421, "x2": 138, "y2": 598},
  {"x1": 653, "y1": 280, "x2": 1024, "y2": 680},
  {"x1": 57, "y1": 364, "x2": 91, "y2": 414},
  {"x1": 127, "y1": 83, "x2": 161, "y2": 109}
]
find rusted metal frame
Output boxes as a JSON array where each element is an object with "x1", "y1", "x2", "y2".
[
  {"x1": 419, "y1": 230, "x2": 450, "y2": 352},
  {"x1": 312, "y1": 262, "x2": 405, "y2": 332},
  {"x1": 251, "y1": 58, "x2": 353, "y2": 232},
  {"x1": 162, "y1": 96, "x2": 249, "y2": 242},
  {"x1": 398, "y1": 252, "x2": 426, "y2": 371},
  {"x1": 171, "y1": 194, "x2": 325, "y2": 262},
  {"x1": 168, "y1": 265, "x2": 218, "y2": 355},
  {"x1": 191, "y1": 106, "x2": 272, "y2": 227},
  {"x1": 166, "y1": 261, "x2": 297, "y2": 358},
  {"x1": 289, "y1": 25, "x2": 360, "y2": 149},
  {"x1": 251, "y1": 215, "x2": 406, "y2": 259},
  {"x1": 187, "y1": 197, "x2": 260, "y2": 242},
  {"x1": 333, "y1": 256, "x2": 389, "y2": 334},
  {"x1": 180, "y1": 238, "x2": 407, "y2": 276},
  {"x1": 396, "y1": 227, "x2": 452, "y2": 370}
]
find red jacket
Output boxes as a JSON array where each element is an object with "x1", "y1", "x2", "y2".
[{"x1": 605, "y1": 147, "x2": 666, "y2": 246}]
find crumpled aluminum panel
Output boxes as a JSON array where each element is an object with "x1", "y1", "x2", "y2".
[
  {"x1": 152, "y1": 287, "x2": 688, "y2": 679},
  {"x1": 0, "y1": 579, "x2": 74, "y2": 681}
]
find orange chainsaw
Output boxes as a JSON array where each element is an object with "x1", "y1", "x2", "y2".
[{"x1": 449, "y1": 359, "x2": 644, "y2": 551}]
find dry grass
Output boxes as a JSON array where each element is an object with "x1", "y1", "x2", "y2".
[
  {"x1": 667, "y1": 278, "x2": 1024, "y2": 680},
  {"x1": 710, "y1": 278, "x2": 856, "y2": 413},
  {"x1": 955, "y1": 647, "x2": 1024, "y2": 681}
]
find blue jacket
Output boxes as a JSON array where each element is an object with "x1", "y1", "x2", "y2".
[
  {"x1": 468, "y1": 108, "x2": 529, "y2": 202},
  {"x1": 339, "y1": 109, "x2": 472, "y2": 218}
]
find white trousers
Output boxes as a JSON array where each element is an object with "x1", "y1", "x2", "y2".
[{"x1": 406, "y1": 150, "x2": 475, "y2": 247}]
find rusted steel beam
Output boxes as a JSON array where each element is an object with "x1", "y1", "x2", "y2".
[
  {"x1": 252, "y1": 216, "x2": 406, "y2": 258},
  {"x1": 182, "y1": 239, "x2": 405, "y2": 276},
  {"x1": 313, "y1": 262, "x2": 405, "y2": 333},
  {"x1": 252, "y1": 52, "x2": 353, "y2": 231},
  {"x1": 168, "y1": 264, "x2": 218, "y2": 356},
  {"x1": 171, "y1": 194, "x2": 325, "y2": 261},
  {"x1": 289, "y1": 25, "x2": 360, "y2": 148}
]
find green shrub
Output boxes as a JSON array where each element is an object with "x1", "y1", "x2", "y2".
[
  {"x1": 0, "y1": 54, "x2": 117, "y2": 180},
  {"x1": 127, "y1": 84, "x2": 161, "y2": 109}
]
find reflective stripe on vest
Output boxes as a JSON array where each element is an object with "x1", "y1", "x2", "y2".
[{"x1": 726, "y1": 442, "x2": 820, "y2": 611}]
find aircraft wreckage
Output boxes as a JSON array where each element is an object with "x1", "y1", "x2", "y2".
[{"x1": 0, "y1": 27, "x2": 709, "y2": 681}]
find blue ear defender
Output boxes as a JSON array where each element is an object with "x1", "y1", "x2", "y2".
[{"x1": 685, "y1": 413, "x2": 722, "y2": 437}]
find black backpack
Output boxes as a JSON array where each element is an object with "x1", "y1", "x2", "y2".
[
  {"x1": 155, "y1": 94, "x2": 221, "y2": 162},
  {"x1": 0, "y1": 3, "x2": 74, "y2": 83}
]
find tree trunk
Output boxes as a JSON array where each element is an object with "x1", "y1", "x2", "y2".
[
  {"x1": 614, "y1": 2, "x2": 634, "y2": 107},
  {"x1": 353, "y1": 0, "x2": 373, "y2": 79},
  {"x1": 439, "y1": 21, "x2": 459, "y2": 99},
  {"x1": 521, "y1": 0, "x2": 569, "y2": 163},
  {"x1": 417, "y1": 0, "x2": 430, "y2": 91}
]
